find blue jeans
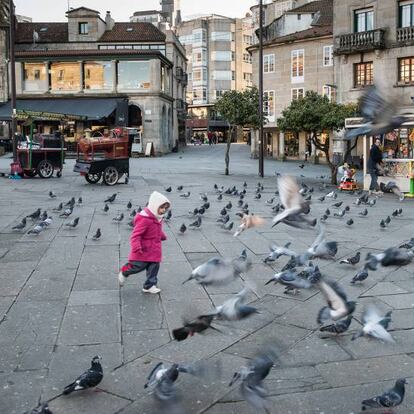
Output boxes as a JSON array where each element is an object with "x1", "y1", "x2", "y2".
[
  {"x1": 369, "y1": 169, "x2": 379, "y2": 191},
  {"x1": 121, "y1": 261, "x2": 160, "y2": 289}
]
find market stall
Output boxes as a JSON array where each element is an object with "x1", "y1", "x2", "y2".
[{"x1": 345, "y1": 117, "x2": 414, "y2": 194}]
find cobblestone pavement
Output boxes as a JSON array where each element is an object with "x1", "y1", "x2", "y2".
[{"x1": 0, "y1": 144, "x2": 413, "y2": 414}]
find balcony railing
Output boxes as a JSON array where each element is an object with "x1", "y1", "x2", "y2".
[
  {"x1": 176, "y1": 98, "x2": 188, "y2": 113},
  {"x1": 175, "y1": 67, "x2": 188, "y2": 85},
  {"x1": 397, "y1": 26, "x2": 414, "y2": 44},
  {"x1": 334, "y1": 29, "x2": 386, "y2": 55}
]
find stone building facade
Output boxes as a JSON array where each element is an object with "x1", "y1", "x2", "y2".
[
  {"x1": 334, "y1": 0, "x2": 414, "y2": 161},
  {"x1": 0, "y1": 6, "x2": 187, "y2": 154},
  {"x1": 249, "y1": 0, "x2": 334, "y2": 161},
  {"x1": 177, "y1": 14, "x2": 253, "y2": 140}
]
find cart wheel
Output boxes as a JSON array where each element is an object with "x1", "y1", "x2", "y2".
[
  {"x1": 37, "y1": 160, "x2": 54, "y2": 178},
  {"x1": 85, "y1": 172, "x2": 102, "y2": 184},
  {"x1": 24, "y1": 169, "x2": 37, "y2": 177},
  {"x1": 56, "y1": 170, "x2": 62, "y2": 178},
  {"x1": 103, "y1": 166, "x2": 119, "y2": 186}
]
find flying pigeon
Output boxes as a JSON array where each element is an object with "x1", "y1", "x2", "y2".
[
  {"x1": 366, "y1": 248, "x2": 413, "y2": 270},
  {"x1": 263, "y1": 242, "x2": 292, "y2": 263},
  {"x1": 113, "y1": 213, "x2": 124, "y2": 222},
  {"x1": 361, "y1": 378, "x2": 406, "y2": 411},
  {"x1": 104, "y1": 193, "x2": 117, "y2": 203},
  {"x1": 180, "y1": 191, "x2": 191, "y2": 198},
  {"x1": 317, "y1": 279, "x2": 356, "y2": 324},
  {"x1": 12, "y1": 217, "x2": 27, "y2": 231},
  {"x1": 340, "y1": 252, "x2": 361, "y2": 265},
  {"x1": 183, "y1": 257, "x2": 236, "y2": 285},
  {"x1": 179, "y1": 223, "x2": 187, "y2": 234},
  {"x1": 319, "y1": 315, "x2": 353, "y2": 335},
  {"x1": 306, "y1": 225, "x2": 338, "y2": 261},
  {"x1": 234, "y1": 214, "x2": 265, "y2": 237},
  {"x1": 26, "y1": 208, "x2": 41, "y2": 220},
  {"x1": 48, "y1": 191, "x2": 56, "y2": 199},
  {"x1": 172, "y1": 315, "x2": 218, "y2": 341},
  {"x1": 232, "y1": 249, "x2": 252, "y2": 276},
  {"x1": 65, "y1": 217, "x2": 79, "y2": 228},
  {"x1": 352, "y1": 305, "x2": 394, "y2": 343},
  {"x1": 229, "y1": 348, "x2": 277, "y2": 413},
  {"x1": 92, "y1": 228, "x2": 101, "y2": 240},
  {"x1": 206, "y1": 288, "x2": 258, "y2": 321},
  {"x1": 345, "y1": 85, "x2": 407, "y2": 140},
  {"x1": 63, "y1": 356, "x2": 103, "y2": 394}
]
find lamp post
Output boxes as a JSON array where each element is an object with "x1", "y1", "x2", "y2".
[
  {"x1": 8, "y1": 0, "x2": 17, "y2": 162},
  {"x1": 258, "y1": 0, "x2": 264, "y2": 177}
]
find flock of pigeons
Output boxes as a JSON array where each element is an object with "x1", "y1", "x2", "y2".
[{"x1": 16, "y1": 169, "x2": 414, "y2": 414}]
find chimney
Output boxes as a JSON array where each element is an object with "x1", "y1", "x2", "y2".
[{"x1": 105, "y1": 11, "x2": 115, "y2": 31}]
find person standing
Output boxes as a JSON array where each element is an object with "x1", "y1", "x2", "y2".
[{"x1": 368, "y1": 138, "x2": 383, "y2": 195}]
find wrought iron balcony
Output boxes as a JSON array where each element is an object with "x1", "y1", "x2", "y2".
[
  {"x1": 176, "y1": 98, "x2": 188, "y2": 113},
  {"x1": 397, "y1": 26, "x2": 414, "y2": 45},
  {"x1": 175, "y1": 67, "x2": 188, "y2": 85},
  {"x1": 334, "y1": 29, "x2": 386, "y2": 55}
]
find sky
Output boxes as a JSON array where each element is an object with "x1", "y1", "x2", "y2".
[{"x1": 14, "y1": 0, "x2": 256, "y2": 22}]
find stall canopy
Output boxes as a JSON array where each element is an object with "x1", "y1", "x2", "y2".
[{"x1": 0, "y1": 98, "x2": 124, "y2": 121}]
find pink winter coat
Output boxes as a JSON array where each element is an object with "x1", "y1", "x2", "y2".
[{"x1": 128, "y1": 207, "x2": 167, "y2": 262}]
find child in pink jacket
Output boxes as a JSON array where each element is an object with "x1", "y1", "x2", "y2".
[{"x1": 118, "y1": 191, "x2": 170, "y2": 294}]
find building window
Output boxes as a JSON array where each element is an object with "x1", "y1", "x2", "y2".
[
  {"x1": 399, "y1": 57, "x2": 414, "y2": 83},
  {"x1": 263, "y1": 90, "x2": 275, "y2": 121},
  {"x1": 243, "y1": 72, "x2": 252, "y2": 83},
  {"x1": 291, "y1": 88, "x2": 304, "y2": 100},
  {"x1": 192, "y1": 48, "x2": 207, "y2": 65},
  {"x1": 211, "y1": 31, "x2": 232, "y2": 41},
  {"x1": 193, "y1": 87, "x2": 207, "y2": 103},
  {"x1": 354, "y1": 62, "x2": 373, "y2": 87},
  {"x1": 399, "y1": 2, "x2": 414, "y2": 27},
  {"x1": 211, "y1": 51, "x2": 232, "y2": 61},
  {"x1": 243, "y1": 53, "x2": 252, "y2": 63},
  {"x1": 215, "y1": 90, "x2": 228, "y2": 99},
  {"x1": 323, "y1": 45, "x2": 334, "y2": 67},
  {"x1": 50, "y1": 62, "x2": 81, "y2": 91},
  {"x1": 193, "y1": 67, "x2": 207, "y2": 83},
  {"x1": 22, "y1": 63, "x2": 48, "y2": 92},
  {"x1": 322, "y1": 85, "x2": 336, "y2": 102},
  {"x1": 211, "y1": 70, "x2": 232, "y2": 80},
  {"x1": 84, "y1": 61, "x2": 113, "y2": 90},
  {"x1": 117, "y1": 61, "x2": 151, "y2": 90},
  {"x1": 192, "y1": 28, "x2": 207, "y2": 45},
  {"x1": 263, "y1": 54, "x2": 275, "y2": 73},
  {"x1": 354, "y1": 8, "x2": 374, "y2": 32},
  {"x1": 243, "y1": 34, "x2": 253, "y2": 45},
  {"x1": 79, "y1": 22, "x2": 89, "y2": 35},
  {"x1": 291, "y1": 49, "x2": 304, "y2": 83}
]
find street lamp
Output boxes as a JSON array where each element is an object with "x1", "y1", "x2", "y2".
[
  {"x1": 8, "y1": 0, "x2": 17, "y2": 163},
  {"x1": 258, "y1": 0, "x2": 264, "y2": 177}
]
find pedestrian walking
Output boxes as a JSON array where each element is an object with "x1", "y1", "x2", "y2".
[
  {"x1": 368, "y1": 138, "x2": 383, "y2": 195},
  {"x1": 118, "y1": 191, "x2": 170, "y2": 293},
  {"x1": 208, "y1": 131, "x2": 213, "y2": 146}
]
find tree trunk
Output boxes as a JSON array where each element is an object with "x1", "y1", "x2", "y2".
[{"x1": 224, "y1": 126, "x2": 234, "y2": 175}]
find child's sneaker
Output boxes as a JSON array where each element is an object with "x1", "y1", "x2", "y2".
[
  {"x1": 118, "y1": 271, "x2": 127, "y2": 287},
  {"x1": 142, "y1": 286, "x2": 161, "y2": 294}
]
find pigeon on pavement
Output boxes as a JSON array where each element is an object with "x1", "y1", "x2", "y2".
[
  {"x1": 180, "y1": 191, "x2": 191, "y2": 198},
  {"x1": 350, "y1": 266, "x2": 369, "y2": 284},
  {"x1": 265, "y1": 270, "x2": 311, "y2": 295},
  {"x1": 359, "y1": 208, "x2": 368, "y2": 217},
  {"x1": 63, "y1": 356, "x2": 103, "y2": 394},
  {"x1": 104, "y1": 193, "x2": 117, "y2": 203},
  {"x1": 48, "y1": 191, "x2": 56, "y2": 198},
  {"x1": 319, "y1": 315, "x2": 353, "y2": 335},
  {"x1": 65, "y1": 217, "x2": 79, "y2": 228},
  {"x1": 189, "y1": 216, "x2": 202, "y2": 229},
  {"x1": 165, "y1": 186, "x2": 172, "y2": 192},
  {"x1": 366, "y1": 248, "x2": 413, "y2": 270},
  {"x1": 263, "y1": 242, "x2": 292, "y2": 263},
  {"x1": 52, "y1": 202, "x2": 63, "y2": 212},
  {"x1": 12, "y1": 218, "x2": 27, "y2": 231},
  {"x1": 24, "y1": 402, "x2": 53, "y2": 414},
  {"x1": 59, "y1": 207, "x2": 73, "y2": 218},
  {"x1": 352, "y1": 305, "x2": 394, "y2": 343},
  {"x1": 340, "y1": 252, "x2": 361, "y2": 265},
  {"x1": 92, "y1": 228, "x2": 101, "y2": 240},
  {"x1": 26, "y1": 208, "x2": 41, "y2": 220},
  {"x1": 400, "y1": 238, "x2": 414, "y2": 249},
  {"x1": 113, "y1": 213, "x2": 124, "y2": 222},
  {"x1": 179, "y1": 223, "x2": 187, "y2": 234},
  {"x1": 361, "y1": 378, "x2": 406, "y2": 411},
  {"x1": 127, "y1": 201, "x2": 132, "y2": 209}
]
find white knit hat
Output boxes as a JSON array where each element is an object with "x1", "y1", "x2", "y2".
[{"x1": 147, "y1": 191, "x2": 171, "y2": 219}]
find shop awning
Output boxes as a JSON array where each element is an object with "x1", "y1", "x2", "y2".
[{"x1": 0, "y1": 98, "x2": 123, "y2": 121}]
